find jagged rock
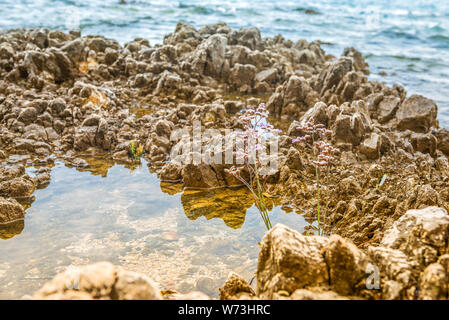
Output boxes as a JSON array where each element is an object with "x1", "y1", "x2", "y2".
[
  {"x1": 377, "y1": 95, "x2": 400, "y2": 123},
  {"x1": 219, "y1": 272, "x2": 255, "y2": 300},
  {"x1": 382, "y1": 206, "x2": 449, "y2": 267},
  {"x1": 190, "y1": 34, "x2": 227, "y2": 78},
  {"x1": 255, "y1": 68, "x2": 277, "y2": 84},
  {"x1": 434, "y1": 128, "x2": 449, "y2": 156},
  {"x1": 229, "y1": 27, "x2": 263, "y2": 50},
  {"x1": 410, "y1": 132, "x2": 437, "y2": 156},
  {"x1": 332, "y1": 113, "x2": 366, "y2": 146},
  {"x1": 360, "y1": 132, "x2": 381, "y2": 159},
  {"x1": 0, "y1": 196, "x2": 25, "y2": 224},
  {"x1": 17, "y1": 107, "x2": 38, "y2": 125},
  {"x1": 368, "y1": 246, "x2": 417, "y2": 299},
  {"x1": 0, "y1": 176, "x2": 35, "y2": 198},
  {"x1": 181, "y1": 163, "x2": 221, "y2": 189},
  {"x1": 229, "y1": 63, "x2": 256, "y2": 90},
  {"x1": 256, "y1": 224, "x2": 329, "y2": 299},
  {"x1": 343, "y1": 47, "x2": 369, "y2": 75},
  {"x1": 396, "y1": 95, "x2": 437, "y2": 133},
  {"x1": 324, "y1": 235, "x2": 368, "y2": 295},
  {"x1": 418, "y1": 263, "x2": 447, "y2": 300}
]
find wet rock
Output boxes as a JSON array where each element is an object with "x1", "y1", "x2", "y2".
[
  {"x1": 219, "y1": 272, "x2": 255, "y2": 300},
  {"x1": 182, "y1": 163, "x2": 221, "y2": 189},
  {"x1": 113, "y1": 268, "x2": 163, "y2": 300},
  {"x1": 33, "y1": 262, "x2": 162, "y2": 300},
  {"x1": 324, "y1": 235, "x2": 368, "y2": 295},
  {"x1": 396, "y1": 95, "x2": 437, "y2": 133},
  {"x1": 0, "y1": 196, "x2": 25, "y2": 224},
  {"x1": 256, "y1": 224, "x2": 329, "y2": 299},
  {"x1": 0, "y1": 176, "x2": 35, "y2": 198}
]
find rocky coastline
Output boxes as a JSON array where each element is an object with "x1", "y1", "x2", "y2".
[{"x1": 1, "y1": 22, "x2": 449, "y2": 299}]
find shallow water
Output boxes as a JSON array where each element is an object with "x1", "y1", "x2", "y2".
[
  {"x1": 0, "y1": 157, "x2": 307, "y2": 299},
  {"x1": 1, "y1": 0, "x2": 448, "y2": 127}
]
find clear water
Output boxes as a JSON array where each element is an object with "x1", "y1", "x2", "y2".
[
  {"x1": 0, "y1": 158, "x2": 307, "y2": 299},
  {"x1": 1, "y1": 0, "x2": 448, "y2": 299},
  {"x1": 0, "y1": 0, "x2": 448, "y2": 128}
]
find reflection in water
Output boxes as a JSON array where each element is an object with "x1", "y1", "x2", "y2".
[
  {"x1": 0, "y1": 220, "x2": 24, "y2": 240},
  {"x1": 0, "y1": 155, "x2": 308, "y2": 299},
  {"x1": 181, "y1": 188, "x2": 254, "y2": 229}
]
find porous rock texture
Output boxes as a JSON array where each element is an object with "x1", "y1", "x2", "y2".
[{"x1": 1, "y1": 22, "x2": 449, "y2": 299}]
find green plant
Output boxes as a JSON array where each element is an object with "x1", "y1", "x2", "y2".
[{"x1": 129, "y1": 141, "x2": 143, "y2": 159}]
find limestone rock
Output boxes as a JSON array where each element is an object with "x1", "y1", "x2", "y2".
[
  {"x1": 360, "y1": 132, "x2": 381, "y2": 159},
  {"x1": 256, "y1": 224, "x2": 329, "y2": 299},
  {"x1": 324, "y1": 234, "x2": 368, "y2": 295},
  {"x1": 219, "y1": 272, "x2": 255, "y2": 300},
  {"x1": 381, "y1": 207, "x2": 449, "y2": 265},
  {"x1": 33, "y1": 262, "x2": 162, "y2": 300},
  {"x1": 396, "y1": 95, "x2": 437, "y2": 133},
  {"x1": 418, "y1": 263, "x2": 447, "y2": 300},
  {"x1": 0, "y1": 196, "x2": 25, "y2": 224}
]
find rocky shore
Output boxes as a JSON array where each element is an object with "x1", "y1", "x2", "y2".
[{"x1": 1, "y1": 22, "x2": 449, "y2": 299}]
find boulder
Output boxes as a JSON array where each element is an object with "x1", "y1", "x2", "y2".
[
  {"x1": 418, "y1": 263, "x2": 447, "y2": 300},
  {"x1": 33, "y1": 262, "x2": 162, "y2": 300},
  {"x1": 256, "y1": 224, "x2": 329, "y2": 299},
  {"x1": 0, "y1": 196, "x2": 25, "y2": 224},
  {"x1": 381, "y1": 206, "x2": 449, "y2": 267},
  {"x1": 181, "y1": 163, "x2": 221, "y2": 189},
  {"x1": 359, "y1": 132, "x2": 381, "y2": 159},
  {"x1": 377, "y1": 95, "x2": 400, "y2": 123},
  {"x1": 190, "y1": 34, "x2": 227, "y2": 78},
  {"x1": 324, "y1": 235, "x2": 368, "y2": 295},
  {"x1": 219, "y1": 272, "x2": 256, "y2": 300},
  {"x1": 396, "y1": 95, "x2": 437, "y2": 133}
]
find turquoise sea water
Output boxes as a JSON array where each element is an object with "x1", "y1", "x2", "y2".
[{"x1": 1, "y1": 0, "x2": 448, "y2": 127}]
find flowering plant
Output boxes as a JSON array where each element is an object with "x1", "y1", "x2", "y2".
[
  {"x1": 225, "y1": 103, "x2": 281, "y2": 230},
  {"x1": 293, "y1": 118, "x2": 339, "y2": 235}
]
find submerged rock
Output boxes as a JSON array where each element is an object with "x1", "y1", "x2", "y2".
[
  {"x1": 33, "y1": 262, "x2": 162, "y2": 300},
  {"x1": 0, "y1": 196, "x2": 25, "y2": 224}
]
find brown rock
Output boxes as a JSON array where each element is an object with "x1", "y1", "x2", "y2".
[
  {"x1": 397, "y1": 95, "x2": 437, "y2": 133},
  {"x1": 0, "y1": 196, "x2": 25, "y2": 224},
  {"x1": 219, "y1": 272, "x2": 255, "y2": 300},
  {"x1": 256, "y1": 224, "x2": 329, "y2": 299},
  {"x1": 324, "y1": 234, "x2": 368, "y2": 295},
  {"x1": 418, "y1": 263, "x2": 447, "y2": 300}
]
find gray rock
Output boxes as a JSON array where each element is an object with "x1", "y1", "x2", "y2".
[{"x1": 397, "y1": 95, "x2": 437, "y2": 133}]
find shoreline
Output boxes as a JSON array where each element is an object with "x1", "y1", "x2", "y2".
[{"x1": 1, "y1": 22, "x2": 449, "y2": 300}]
